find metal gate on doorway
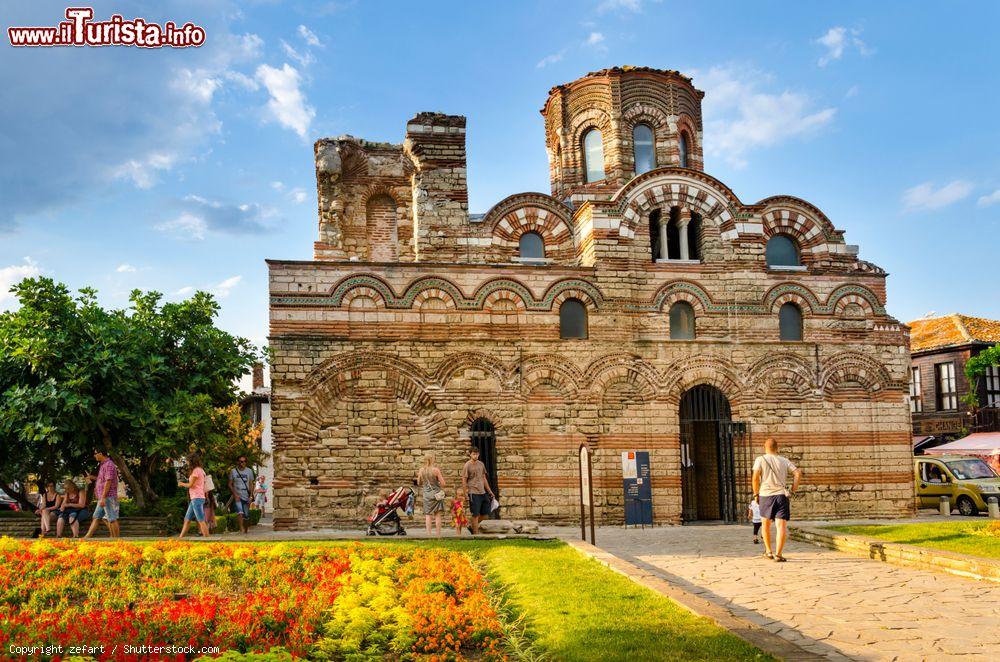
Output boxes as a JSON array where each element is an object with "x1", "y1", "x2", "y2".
[
  {"x1": 679, "y1": 385, "x2": 753, "y2": 523},
  {"x1": 470, "y1": 418, "x2": 499, "y2": 519}
]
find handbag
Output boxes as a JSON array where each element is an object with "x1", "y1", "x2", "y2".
[{"x1": 434, "y1": 489, "x2": 446, "y2": 501}]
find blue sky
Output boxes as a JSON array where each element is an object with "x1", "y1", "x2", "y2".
[{"x1": 2, "y1": 0, "x2": 999, "y2": 366}]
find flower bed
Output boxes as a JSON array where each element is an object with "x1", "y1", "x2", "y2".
[{"x1": 0, "y1": 539, "x2": 506, "y2": 660}]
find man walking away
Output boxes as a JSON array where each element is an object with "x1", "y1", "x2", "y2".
[
  {"x1": 84, "y1": 449, "x2": 121, "y2": 539},
  {"x1": 752, "y1": 438, "x2": 802, "y2": 562},
  {"x1": 462, "y1": 447, "x2": 495, "y2": 535},
  {"x1": 228, "y1": 455, "x2": 255, "y2": 534}
]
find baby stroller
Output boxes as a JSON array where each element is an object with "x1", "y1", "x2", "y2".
[{"x1": 366, "y1": 486, "x2": 415, "y2": 536}]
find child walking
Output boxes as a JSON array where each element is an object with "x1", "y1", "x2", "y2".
[
  {"x1": 748, "y1": 498, "x2": 762, "y2": 544},
  {"x1": 451, "y1": 489, "x2": 469, "y2": 536}
]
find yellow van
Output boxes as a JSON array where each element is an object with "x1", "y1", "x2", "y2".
[{"x1": 914, "y1": 455, "x2": 1000, "y2": 516}]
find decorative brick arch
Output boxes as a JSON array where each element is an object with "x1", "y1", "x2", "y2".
[
  {"x1": 482, "y1": 290, "x2": 528, "y2": 313},
  {"x1": 820, "y1": 351, "x2": 895, "y2": 395},
  {"x1": 333, "y1": 274, "x2": 395, "y2": 308},
  {"x1": 541, "y1": 278, "x2": 604, "y2": 310},
  {"x1": 519, "y1": 353, "x2": 586, "y2": 394},
  {"x1": 661, "y1": 356, "x2": 745, "y2": 408},
  {"x1": 763, "y1": 282, "x2": 821, "y2": 314},
  {"x1": 758, "y1": 196, "x2": 840, "y2": 242},
  {"x1": 614, "y1": 170, "x2": 740, "y2": 239},
  {"x1": 433, "y1": 351, "x2": 510, "y2": 389},
  {"x1": 398, "y1": 277, "x2": 465, "y2": 309},
  {"x1": 827, "y1": 284, "x2": 884, "y2": 316},
  {"x1": 586, "y1": 354, "x2": 659, "y2": 402},
  {"x1": 745, "y1": 353, "x2": 817, "y2": 399},
  {"x1": 412, "y1": 288, "x2": 458, "y2": 310},
  {"x1": 652, "y1": 280, "x2": 713, "y2": 313},
  {"x1": 486, "y1": 196, "x2": 575, "y2": 262},
  {"x1": 469, "y1": 279, "x2": 535, "y2": 311},
  {"x1": 293, "y1": 351, "x2": 441, "y2": 442}
]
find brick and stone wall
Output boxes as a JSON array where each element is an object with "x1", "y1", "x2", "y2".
[{"x1": 268, "y1": 66, "x2": 915, "y2": 530}]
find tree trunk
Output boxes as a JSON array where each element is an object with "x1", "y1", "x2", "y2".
[
  {"x1": 138, "y1": 454, "x2": 160, "y2": 505},
  {"x1": 0, "y1": 482, "x2": 35, "y2": 511},
  {"x1": 97, "y1": 423, "x2": 147, "y2": 511}
]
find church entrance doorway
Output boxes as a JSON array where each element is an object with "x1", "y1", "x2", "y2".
[
  {"x1": 470, "y1": 418, "x2": 499, "y2": 518},
  {"x1": 679, "y1": 385, "x2": 752, "y2": 523}
]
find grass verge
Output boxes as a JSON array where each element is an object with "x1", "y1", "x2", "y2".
[
  {"x1": 826, "y1": 521, "x2": 1000, "y2": 560},
  {"x1": 341, "y1": 539, "x2": 770, "y2": 661}
]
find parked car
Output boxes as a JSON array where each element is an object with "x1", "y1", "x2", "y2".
[
  {"x1": 0, "y1": 494, "x2": 20, "y2": 511},
  {"x1": 914, "y1": 455, "x2": 1000, "y2": 516}
]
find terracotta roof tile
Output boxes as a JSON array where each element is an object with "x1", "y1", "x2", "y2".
[{"x1": 908, "y1": 314, "x2": 1000, "y2": 352}]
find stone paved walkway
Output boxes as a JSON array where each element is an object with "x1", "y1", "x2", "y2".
[{"x1": 567, "y1": 525, "x2": 1000, "y2": 661}]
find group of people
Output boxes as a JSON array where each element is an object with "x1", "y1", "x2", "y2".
[
  {"x1": 35, "y1": 449, "x2": 122, "y2": 539},
  {"x1": 415, "y1": 446, "x2": 496, "y2": 537},
  {"x1": 34, "y1": 449, "x2": 269, "y2": 539},
  {"x1": 177, "y1": 453, "x2": 268, "y2": 538}
]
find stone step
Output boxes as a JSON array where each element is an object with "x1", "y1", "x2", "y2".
[{"x1": 0, "y1": 516, "x2": 170, "y2": 539}]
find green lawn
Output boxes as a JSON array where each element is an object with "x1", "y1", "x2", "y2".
[
  {"x1": 826, "y1": 521, "x2": 1000, "y2": 560},
  {"x1": 275, "y1": 539, "x2": 769, "y2": 661}
]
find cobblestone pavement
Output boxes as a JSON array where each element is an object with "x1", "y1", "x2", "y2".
[{"x1": 565, "y1": 524, "x2": 1000, "y2": 661}]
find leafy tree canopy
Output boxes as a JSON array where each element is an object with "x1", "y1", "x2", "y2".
[{"x1": 0, "y1": 278, "x2": 260, "y2": 509}]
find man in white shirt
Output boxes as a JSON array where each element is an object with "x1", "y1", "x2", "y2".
[{"x1": 751, "y1": 438, "x2": 802, "y2": 562}]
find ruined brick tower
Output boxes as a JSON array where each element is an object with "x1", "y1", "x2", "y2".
[{"x1": 268, "y1": 67, "x2": 914, "y2": 529}]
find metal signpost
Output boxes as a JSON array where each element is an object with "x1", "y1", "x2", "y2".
[{"x1": 578, "y1": 444, "x2": 595, "y2": 545}]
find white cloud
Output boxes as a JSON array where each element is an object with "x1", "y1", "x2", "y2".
[
  {"x1": 116, "y1": 263, "x2": 137, "y2": 273},
  {"x1": 845, "y1": 85, "x2": 860, "y2": 99},
  {"x1": 223, "y1": 70, "x2": 260, "y2": 91},
  {"x1": 214, "y1": 275, "x2": 242, "y2": 298},
  {"x1": 156, "y1": 195, "x2": 277, "y2": 239},
  {"x1": 172, "y1": 67, "x2": 221, "y2": 105},
  {"x1": 585, "y1": 32, "x2": 606, "y2": 47},
  {"x1": 902, "y1": 180, "x2": 973, "y2": 212},
  {"x1": 175, "y1": 286, "x2": 195, "y2": 296},
  {"x1": 816, "y1": 26, "x2": 871, "y2": 67},
  {"x1": 110, "y1": 152, "x2": 179, "y2": 189},
  {"x1": 977, "y1": 189, "x2": 1000, "y2": 208},
  {"x1": 271, "y1": 181, "x2": 286, "y2": 191},
  {"x1": 156, "y1": 212, "x2": 208, "y2": 241},
  {"x1": 256, "y1": 63, "x2": 315, "y2": 138},
  {"x1": 298, "y1": 25, "x2": 323, "y2": 48},
  {"x1": 0, "y1": 258, "x2": 41, "y2": 311},
  {"x1": 280, "y1": 39, "x2": 316, "y2": 68},
  {"x1": 698, "y1": 65, "x2": 836, "y2": 168},
  {"x1": 597, "y1": 0, "x2": 642, "y2": 13},
  {"x1": 290, "y1": 187, "x2": 308, "y2": 204},
  {"x1": 536, "y1": 50, "x2": 566, "y2": 69}
]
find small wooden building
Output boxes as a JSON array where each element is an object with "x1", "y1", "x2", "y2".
[{"x1": 908, "y1": 314, "x2": 1000, "y2": 443}]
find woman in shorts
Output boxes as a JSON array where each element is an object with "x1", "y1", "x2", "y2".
[
  {"x1": 56, "y1": 480, "x2": 88, "y2": 538},
  {"x1": 177, "y1": 453, "x2": 210, "y2": 538}
]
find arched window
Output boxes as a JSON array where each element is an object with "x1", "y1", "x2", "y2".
[
  {"x1": 669, "y1": 302, "x2": 696, "y2": 340},
  {"x1": 765, "y1": 234, "x2": 801, "y2": 267},
  {"x1": 633, "y1": 124, "x2": 655, "y2": 175},
  {"x1": 559, "y1": 298, "x2": 588, "y2": 339},
  {"x1": 583, "y1": 128, "x2": 605, "y2": 183},
  {"x1": 679, "y1": 132, "x2": 689, "y2": 168},
  {"x1": 519, "y1": 232, "x2": 545, "y2": 260},
  {"x1": 779, "y1": 303, "x2": 803, "y2": 341}
]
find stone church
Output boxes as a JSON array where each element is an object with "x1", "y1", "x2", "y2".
[{"x1": 267, "y1": 66, "x2": 914, "y2": 529}]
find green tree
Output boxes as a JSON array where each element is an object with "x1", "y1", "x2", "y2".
[
  {"x1": 0, "y1": 278, "x2": 259, "y2": 509},
  {"x1": 964, "y1": 345, "x2": 1000, "y2": 408}
]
